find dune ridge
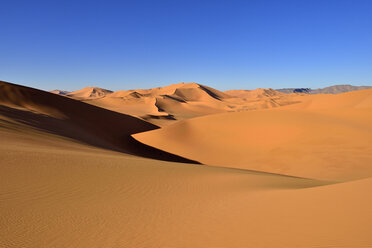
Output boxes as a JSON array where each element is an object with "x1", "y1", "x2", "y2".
[
  {"x1": 1, "y1": 80, "x2": 372, "y2": 247},
  {"x1": 134, "y1": 89, "x2": 372, "y2": 181},
  {"x1": 225, "y1": 88, "x2": 282, "y2": 98},
  {"x1": 66, "y1": 86, "x2": 113, "y2": 99},
  {"x1": 69, "y1": 82, "x2": 301, "y2": 125},
  {"x1": 53, "y1": 83, "x2": 372, "y2": 127},
  {"x1": 0, "y1": 80, "x2": 198, "y2": 163},
  {"x1": 1, "y1": 113, "x2": 371, "y2": 247}
]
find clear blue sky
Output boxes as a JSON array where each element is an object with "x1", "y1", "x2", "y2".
[{"x1": 1, "y1": 0, "x2": 372, "y2": 91}]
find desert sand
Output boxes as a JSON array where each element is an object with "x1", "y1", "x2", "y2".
[
  {"x1": 65, "y1": 86, "x2": 113, "y2": 99},
  {"x1": 67, "y1": 83, "x2": 300, "y2": 126},
  {"x1": 1, "y1": 80, "x2": 372, "y2": 247},
  {"x1": 134, "y1": 89, "x2": 372, "y2": 181}
]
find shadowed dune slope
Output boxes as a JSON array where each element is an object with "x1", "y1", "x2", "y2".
[
  {"x1": 134, "y1": 89, "x2": 372, "y2": 181},
  {"x1": 0, "y1": 81, "x2": 199, "y2": 163}
]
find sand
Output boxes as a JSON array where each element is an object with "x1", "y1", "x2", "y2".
[
  {"x1": 66, "y1": 87, "x2": 113, "y2": 99},
  {"x1": 75, "y1": 83, "x2": 300, "y2": 126},
  {"x1": 134, "y1": 89, "x2": 372, "y2": 181},
  {"x1": 225, "y1": 88, "x2": 283, "y2": 98},
  {"x1": 1, "y1": 80, "x2": 372, "y2": 247}
]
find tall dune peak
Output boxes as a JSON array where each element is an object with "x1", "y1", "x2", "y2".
[{"x1": 67, "y1": 86, "x2": 113, "y2": 98}]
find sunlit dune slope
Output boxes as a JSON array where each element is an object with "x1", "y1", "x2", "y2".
[
  {"x1": 134, "y1": 89, "x2": 372, "y2": 181},
  {"x1": 88, "y1": 82, "x2": 231, "y2": 121},
  {"x1": 1, "y1": 82, "x2": 372, "y2": 247},
  {"x1": 1, "y1": 124, "x2": 371, "y2": 247},
  {"x1": 282, "y1": 88, "x2": 372, "y2": 110},
  {"x1": 0, "y1": 80, "x2": 197, "y2": 163}
]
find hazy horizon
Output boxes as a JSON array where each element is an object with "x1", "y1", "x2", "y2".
[{"x1": 6, "y1": 80, "x2": 372, "y2": 93}]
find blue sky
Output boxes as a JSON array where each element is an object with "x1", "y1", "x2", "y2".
[{"x1": 1, "y1": 0, "x2": 372, "y2": 91}]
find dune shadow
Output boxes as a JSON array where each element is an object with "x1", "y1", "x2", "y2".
[
  {"x1": 0, "y1": 80, "x2": 201, "y2": 164},
  {"x1": 0, "y1": 105, "x2": 199, "y2": 164}
]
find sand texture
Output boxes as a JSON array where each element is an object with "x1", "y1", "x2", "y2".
[
  {"x1": 1, "y1": 80, "x2": 372, "y2": 247},
  {"x1": 134, "y1": 89, "x2": 372, "y2": 181}
]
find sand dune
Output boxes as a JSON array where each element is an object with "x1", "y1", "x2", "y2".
[
  {"x1": 55, "y1": 84, "x2": 372, "y2": 127},
  {"x1": 134, "y1": 89, "x2": 372, "y2": 181},
  {"x1": 225, "y1": 88, "x2": 282, "y2": 98},
  {"x1": 0, "y1": 80, "x2": 196, "y2": 163},
  {"x1": 81, "y1": 83, "x2": 301, "y2": 125},
  {"x1": 109, "y1": 82, "x2": 230, "y2": 99},
  {"x1": 50, "y1": 89, "x2": 70, "y2": 95},
  {"x1": 1, "y1": 81, "x2": 372, "y2": 247},
  {"x1": 1, "y1": 115, "x2": 371, "y2": 247},
  {"x1": 281, "y1": 88, "x2": 372, "y2": 110},
  {"x1": 79, "y1": 82, "x2": 229, "y2": 125},
  {"x1": 67, "y1": 86, "x2": 113, "y2": 99}
]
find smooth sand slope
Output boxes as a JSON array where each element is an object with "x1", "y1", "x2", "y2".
[
  {"x1": 1, "y1": 81, "x2": 372, "y2": 247},
  {"x1": 134, "y1": 89, "x2": 372, "y2": 181},
  {"x1": 2, "y1": 103, "x2": 372, "y2": 248}
]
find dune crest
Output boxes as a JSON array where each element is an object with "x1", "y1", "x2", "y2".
[
  {"x1": 50, "y1": 89, "x2": 70, "y2": 95},
  {"x1": 75, "y1": 83, "x2": 300, "y2": 125},
  {"x1": 0, "y1": 80, "x2": 198, "y2": 163},
  {"x1": 66, "y1": 86, "x2": 113, "y2": 99},
  {"x1": 225, "y1": 88, "x2": 282, "y2": 98},
  {"x1": 134, "y1": 89, "x2": 372, "y2": 181},
  {"x1": 1, "y1": 81, "x2": 372, "y2": 247}
]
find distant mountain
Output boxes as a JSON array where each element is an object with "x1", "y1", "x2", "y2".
[
  {"x1": 276, "y1": 88, "x2": 311, "y2": 94},
  {"x1": 277, "y1": 84, "x2": 372, "y2": 94},
  {"x1": 311, "y1": 85, "x2": 372, "y2": 94}
]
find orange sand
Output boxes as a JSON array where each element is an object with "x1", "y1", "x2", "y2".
[{"x1": 1, "y1": 80, "x2": 372, "y2": 247}]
